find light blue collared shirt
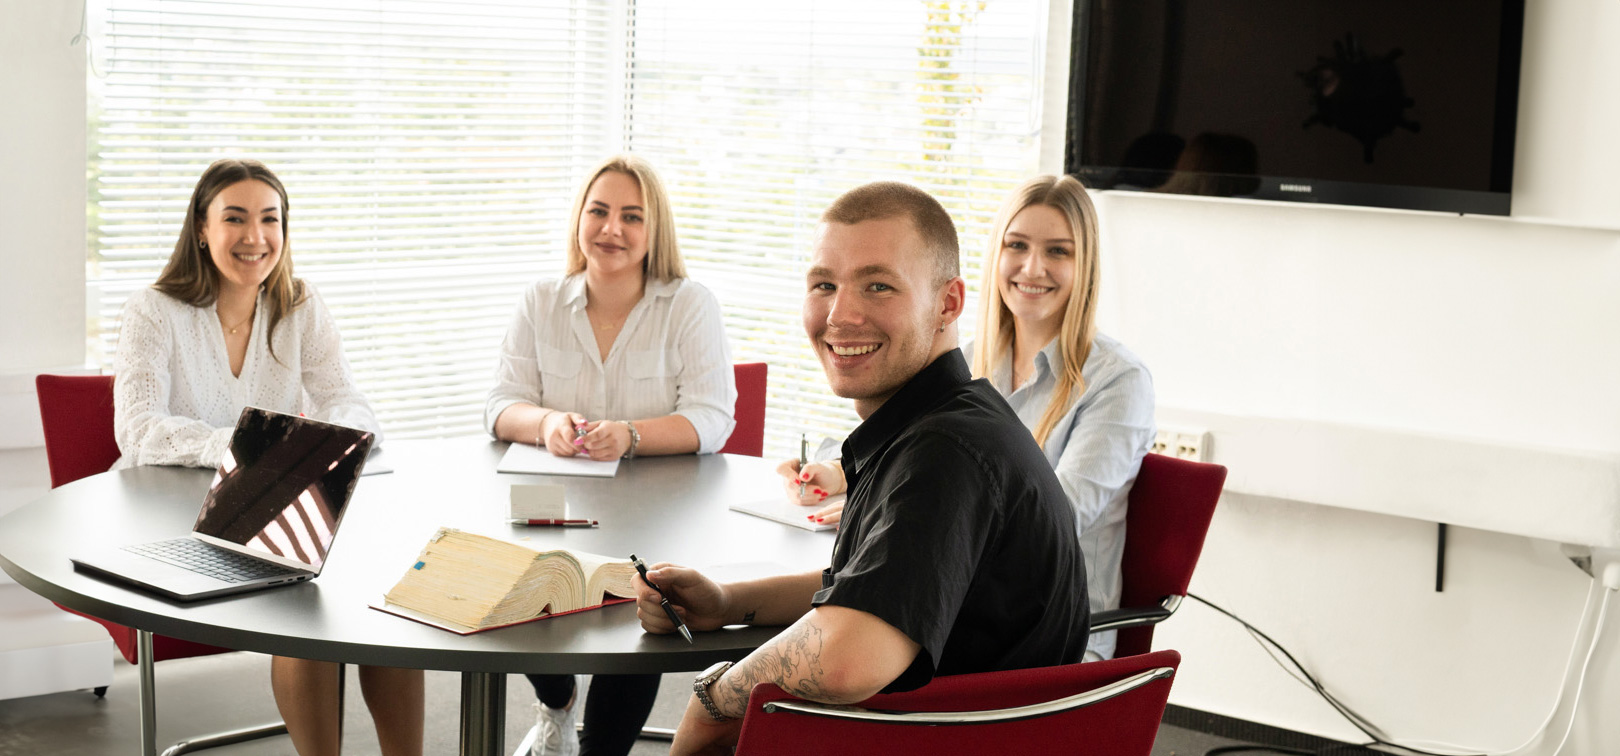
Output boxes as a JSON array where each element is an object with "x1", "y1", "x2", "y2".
[{"x1": 966, "y1": 332, "x2": 1155, "y2": 660}]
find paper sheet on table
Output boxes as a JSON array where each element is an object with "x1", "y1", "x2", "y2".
[
  {"x1": 496, "y1": 443, "x2": 620, "y2": 477},
  {"x1": 730, "y1": 494, "x2": 841, "y2": 532}
]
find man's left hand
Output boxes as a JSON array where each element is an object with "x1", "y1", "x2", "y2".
[{"x1": 670, "y1": 693, "x2": 744, "y2": 756}]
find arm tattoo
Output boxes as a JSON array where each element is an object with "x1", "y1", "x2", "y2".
[
  {"x1": 712, "y1": 620, "x2": 846, "y2": 718},
  {"x1": 741, "y1": 610, "x2": 756, "y2": 624}
]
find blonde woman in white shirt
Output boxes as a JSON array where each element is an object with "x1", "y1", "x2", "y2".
[
  {"x1": 487, "y1": 154, "x2": 736, "y2": 756},
  {"x1": 782, "y1": 175, "x2": 1155, "y2": 661},
  {"x1": 112, "y1": 159, "x2": 422, "y2": 756}
]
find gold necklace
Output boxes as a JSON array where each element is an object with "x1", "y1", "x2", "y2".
[
  {"x1": 219, "y1": 310, "x2": 254, "y2": 335},
  {"x1": 587, "y1": 306, "x2": 628, "y2": 331}
]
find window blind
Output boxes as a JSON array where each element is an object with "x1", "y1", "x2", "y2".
[
  {"x1": 627, "y1": 0, "x2": 1048, "y2": 457},
  {"x1": 88, "y1": 0, "x2": 1049, "y2": 453},
  {"x1": 88, "y1": 0, "x2": 619, "y2": 438}
]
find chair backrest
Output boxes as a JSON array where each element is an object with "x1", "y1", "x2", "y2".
[
  {"x1": 1115, "y1": 453, "x2": 1227, "y2": 657},
  {"x1": 36, "y1": 373, "x2": 233, "y2": 664},
  {"x1": 35, "y1": 374, "x2": 122, "y2": 489},
  {"x1": 734, "y1": 649, "x2": 1181, "y2": 756},
  {"x1": 719, "y1": 362, "x2": 767, "y2": 457}
]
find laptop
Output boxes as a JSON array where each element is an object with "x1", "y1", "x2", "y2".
[{"x1": 72, "y1": 407, "x2": 375, "y2": 602}]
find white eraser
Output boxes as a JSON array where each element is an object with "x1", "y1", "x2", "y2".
[{"x1": 509, "y1": 484, "x2": 567, "y2": 520}]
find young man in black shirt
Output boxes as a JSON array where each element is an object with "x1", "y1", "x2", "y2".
[{"x1": 635, "y1": 181, "x2": 1089, "y2": 756}]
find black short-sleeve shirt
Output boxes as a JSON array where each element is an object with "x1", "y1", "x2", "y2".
[{"x1": 811, "y1": 349, "x2": 1089, "y2": 692}]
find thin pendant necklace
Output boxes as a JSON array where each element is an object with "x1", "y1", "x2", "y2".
[{"x1": 219, "y1": 309, "x2": 254, "y2": 335}]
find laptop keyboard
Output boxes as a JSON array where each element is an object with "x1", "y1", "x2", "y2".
[{"x1": 125, "y1": 538, "x2": 302, "y2": 583}]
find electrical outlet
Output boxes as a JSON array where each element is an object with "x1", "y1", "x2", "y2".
[{"x1": 1153, "y1": 426, "x2": 1211, "y2": 462}]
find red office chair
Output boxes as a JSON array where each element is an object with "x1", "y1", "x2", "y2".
[
  {"x1": 35, "y1": 374, "x2": 288, "y2": 756},
  {"x1": 1089, "y1": 453, "x2": 1228, "y2": 657},
  {"x1": 734, "y1": 649, "x2": 1181, "y2": 756},
  {"x1": 718, "y1": 362, "x2": 767, "y2": 457}
]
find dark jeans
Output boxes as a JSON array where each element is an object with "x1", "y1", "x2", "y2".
[{"x1": 528, "y1": 673, "x2": 661, "y2": 756}]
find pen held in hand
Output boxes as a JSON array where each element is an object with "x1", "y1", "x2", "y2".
[
  {"x1": 629, "y1": 553, "x2": 694, "y2": 644},
  {"x1": 798, "y1": 432, "x2": 808, "y2": 498}
]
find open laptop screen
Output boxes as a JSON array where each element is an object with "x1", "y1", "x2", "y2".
[{"x1": 194, "y1": 408, "x2": 373, "y2": 571}]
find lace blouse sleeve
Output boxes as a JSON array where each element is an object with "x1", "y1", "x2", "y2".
[
  {"x1": 112, "y1": 292, "x2": 233, "y2": 468},
  {"x1": 297, "y1": 287, "x2": 383, "y2": 442}
]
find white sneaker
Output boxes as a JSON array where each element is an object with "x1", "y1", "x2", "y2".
[{"x1": 528, "y1": 698, "x2": 579, "y2": 756}]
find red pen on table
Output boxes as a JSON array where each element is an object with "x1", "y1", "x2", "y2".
[{"x1": 509, "y1": 518, "x2": 599, "y2": 528}]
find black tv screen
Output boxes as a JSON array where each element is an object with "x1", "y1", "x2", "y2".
[{"x1": 1066, "y1": 0, "x2": 1526, "y2": 215}]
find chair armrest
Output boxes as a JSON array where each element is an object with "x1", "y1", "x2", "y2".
[
  {"x1": 1088, "y1": 594, "x2": 1183, "y2": 634},
  {"x1": 759, "y1": 666, "x2": 1176, "y2": 725}
]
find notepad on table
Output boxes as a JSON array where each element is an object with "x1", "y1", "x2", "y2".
[
  {"x1": 730, "y1": 494, "x2": 842, "y2": 532},
  {"x1": 497, "y1": 443, "x2": 620, "y2": 477}
]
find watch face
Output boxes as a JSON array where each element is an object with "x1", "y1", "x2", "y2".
[{"x1": 696, "y1": 660, "x2": 731, "y2": 687}]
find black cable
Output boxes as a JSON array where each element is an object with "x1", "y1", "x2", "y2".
[{"x1": 1186, "y1": 592, "x2": 1485, "y2": 756}]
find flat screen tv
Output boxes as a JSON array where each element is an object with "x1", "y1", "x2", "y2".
[{"x1": 1066, "y1": 0, "x2": 1526, "y2": 215}]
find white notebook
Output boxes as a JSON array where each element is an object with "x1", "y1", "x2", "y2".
[
  {"x1": 730, "y1": 494, "x2": 842, "y2": 532},
  {"x1": 497, "y1": 443, "x2": 620, "y2": 477}
]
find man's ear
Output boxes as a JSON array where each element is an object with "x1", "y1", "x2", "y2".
[{"x1": 936, "y1": 276, "x2": 966, "y2": 329}]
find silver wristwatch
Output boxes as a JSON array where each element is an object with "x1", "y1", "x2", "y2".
[{"x1": 692, "y1": 660, "x2": 734, "y2": 722}]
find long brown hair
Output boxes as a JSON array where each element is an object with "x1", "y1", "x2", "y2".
[
  {"x1": 153, "y1": 159, "x2": 305, "y2": 362},
  {"x1": 564, "y1": 154, "x2": 687, "y2": 281},
  {"x1": 971, "y1": 175, "x2": 1101, "y2": 447}
]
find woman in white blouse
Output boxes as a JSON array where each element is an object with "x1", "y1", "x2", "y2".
[
  {"x1": 487, "y1": 154, "x2": 736, "y2": 756},
  {"x1": 112, "y1": 159, "x2": 422, "y2": 756},
  {"x1": 783, "y1": 175, "x2": 1155, "y2": 661}
]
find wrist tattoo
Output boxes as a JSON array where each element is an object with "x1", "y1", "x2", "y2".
[{"x1": 742, "y1": 610, "x2": 755, "y2": 624}]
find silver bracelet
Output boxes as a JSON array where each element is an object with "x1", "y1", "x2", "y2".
[
  {"x1": 619, "y1": 420, "x2": 641, "y2": 459},
  {"x1": 534, "y1": 409, "x2": 556, "y2": 447}
]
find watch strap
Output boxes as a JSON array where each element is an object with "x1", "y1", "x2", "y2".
[{"x1": 693, "y1": 660, "x2": 734, "y2": 722}]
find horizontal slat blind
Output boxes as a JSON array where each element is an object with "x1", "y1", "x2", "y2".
[
  {"x1": 89, "y1": 0, "x2": 616, "y2": 438},
  {"x1": 630, "y1": 0, "x2": 1046, "y2": 457}
]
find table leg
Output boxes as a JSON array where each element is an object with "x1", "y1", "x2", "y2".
[
  {"x1": 459, "y1": 671, "x2": 506, "y2": 756},
  {"x1": 138, "y1": 630, "x2": 157, "y2": 756}
]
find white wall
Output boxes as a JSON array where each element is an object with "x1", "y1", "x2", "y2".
[
  {"x1": 1042, "y1": 0, "x2": 1620, "y2": 750},
  {"x1": 0, "y1": 0, "x2": 89, "y2": 448},
  {"x1": 6, "y1": 0, "x2": 1619, "y2": 748}
]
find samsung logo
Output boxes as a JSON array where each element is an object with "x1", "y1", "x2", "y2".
[{"x1": 1279, "y1": 183, "x2": 1312, "y2": 193}]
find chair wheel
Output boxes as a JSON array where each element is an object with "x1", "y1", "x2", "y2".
[{"x1": 93, "y1": 686, "x2": 109, "y2": 698}]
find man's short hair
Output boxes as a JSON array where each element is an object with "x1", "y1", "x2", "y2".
[{"x1": 822, "y1": 182, "x2": 960, "y2": 287}]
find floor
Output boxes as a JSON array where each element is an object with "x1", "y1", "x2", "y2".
[{"x1": 0, "y1": 651, "x2": 1251, "y2": 756}]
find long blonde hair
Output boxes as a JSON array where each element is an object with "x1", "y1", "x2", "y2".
[
  {"x1": 153, "y1": 159, "x2": 305, "y2": 363},
  {"x1": 564, "y1": 155, "x2": 687, "y2": 281},
  {"x1": 971, "y1": 175, "x2": 1101, "y2": 447}
]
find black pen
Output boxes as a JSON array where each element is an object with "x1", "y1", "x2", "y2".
[{"x1": 629, "y1": 554, "x2": 693, "y2": 644}]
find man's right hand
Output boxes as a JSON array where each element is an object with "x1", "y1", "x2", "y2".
[{"x1": 635, "y1": 563, "x2": 733, "y2": 633}]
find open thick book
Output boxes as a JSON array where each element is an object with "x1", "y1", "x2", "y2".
[{"x1": 373, "y1": 528, "x2": 637, "y2": 635}]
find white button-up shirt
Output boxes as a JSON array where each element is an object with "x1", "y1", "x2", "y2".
[
  {"x1": 484, "y1": 274, "x2": 737, "y2": 453},
  {"x1": 112, "y1": 285, "x2": 382, "y2": 471},
  {"x1": 967, "y1": 331, "x2": 1156, "y2": 660}
]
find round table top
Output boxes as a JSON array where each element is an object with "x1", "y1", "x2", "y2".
[{"x1": 0, "y1": 439, "x2": 835, "y2": 674}]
